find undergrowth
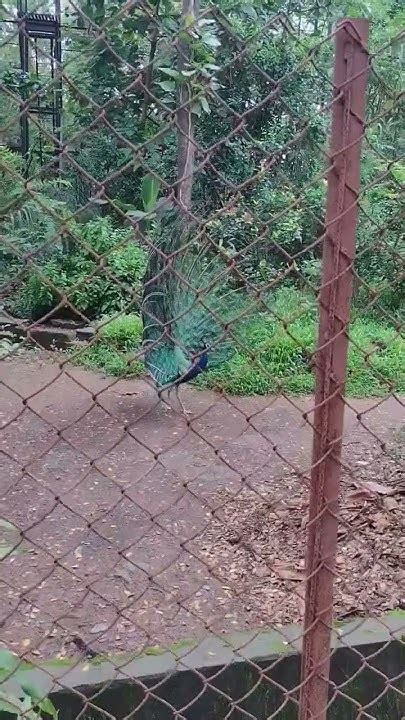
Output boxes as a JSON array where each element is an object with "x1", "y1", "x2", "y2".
[
  {"x1": 8, "y1": 217, "x2": 147, "y2": 321},
  {"x1": 200, "y1": 315, "x2": 404, "y2": 396},
  {"x1": 72, "y1": 289, "x2": 404, "y2": 397},
  {"x1": 73, "y1": 314, "x2": 144, "y2": 377}
]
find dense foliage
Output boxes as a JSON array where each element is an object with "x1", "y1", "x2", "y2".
[
  {"x1": 0, "y1": 0, "x2": 403, "y2": 395},
  {"x1": 9, "y1": 217, "x2": 146, "y2": 320}
]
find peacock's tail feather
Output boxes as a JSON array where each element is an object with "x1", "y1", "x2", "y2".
[{"x1": 142, "y1": 206, "x2": 249, "y2": 387}]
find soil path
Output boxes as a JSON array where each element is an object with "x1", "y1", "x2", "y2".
[{"x1": 1, "y1": 354, "x2": 404, "y2": 659}]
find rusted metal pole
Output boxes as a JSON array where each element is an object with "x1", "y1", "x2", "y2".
[{"x1": 299, "y1": 18, "x2": 369, "y2": 720}]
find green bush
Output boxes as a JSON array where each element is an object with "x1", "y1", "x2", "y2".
[
  {"x1": 0, "y1": 146, "x2": 21, "y2": 203},
  {"x1": 10, "y1": 217, "x2": 147, "y2": 320},
  {"x1": 346, "y1": 319, "x2": 404, "y2": 396},
  {"x1": 353, "y1": 159, "x2": 404, "y2": 314},
  {"x1": 73, "y1": 313, "x2": 144, "y2": 377},
  {"x1": 0, "y1": 149, "x2": 69, "y2": 286},
  {"x1": 201, "y1": 293, "x2": 314, "y2": 395}
]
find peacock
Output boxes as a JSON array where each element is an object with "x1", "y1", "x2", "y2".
[{"x1": 141, "y1": 203, "x2": 248, "y2": 414}]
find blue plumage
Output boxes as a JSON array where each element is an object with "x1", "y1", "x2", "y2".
[
  {"x1": 141, "y1": 205, "x2": 250, "y2": 413},
  {"x1": 176, "y1": 350, "x2": 208, "y2": 385}
]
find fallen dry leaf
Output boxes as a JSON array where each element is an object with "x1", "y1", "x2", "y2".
[
  {"x1": 357, "y1": 480, "x2": 396, "y2": 496},
  {"x1": 272, "y1": 562, "x2": 305, "y2": 581},
  {"x1": 347, "y1": 489, "x2": 374, "y2": 503},
  {"x1": 371, "y1": 512, "x2": 391, "y2": 532},
  {"x1": 253, "y1": 565, "x2": 268, "y2": 578},
  {"x1": 90, "y1": 622, "x2": 109, "y2": 634},
  {"x1": 383, "y1": 496, "x2": 399, "y2": 512}
]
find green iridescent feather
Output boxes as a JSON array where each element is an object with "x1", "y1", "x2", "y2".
[{"x1": 141, "y1": 207, "x2": 248, "y2": 387}]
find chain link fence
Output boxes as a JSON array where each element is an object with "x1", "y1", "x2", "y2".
[{"x1": 0, "y1": 2, "x2": 403, "y2": 719}]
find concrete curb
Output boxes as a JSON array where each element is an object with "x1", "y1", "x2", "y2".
[{"x1": 3, "y1": 612, "x2": 404, "y2": 719}]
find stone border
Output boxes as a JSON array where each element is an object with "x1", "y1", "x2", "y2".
[
  {"x1": 0, "y1": 311, "x2": 94, "y2": 350},
  {"x1": 2, "y1": 613, "x2": 404, "y2": 719}
]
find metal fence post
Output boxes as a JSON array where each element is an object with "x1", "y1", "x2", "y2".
[{"x1": 299, "y1": 18, "x2": 369, "y2": 720}]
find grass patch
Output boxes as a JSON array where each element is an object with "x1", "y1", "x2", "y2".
[
  {"x1": 73, "y1": 314, "x2": 144, "y2": 377},
  {"x1": 71, "y1": 290, "x2": 405, "y2": 397},
  {"x1": 346, "y1": 320, "x2": 404, "y2": 396},
  {"x1": 200, "y1": 289, "x2": 404, "y2": 397}
]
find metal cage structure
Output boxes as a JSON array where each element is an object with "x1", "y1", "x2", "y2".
[{"x1": 17, "y1": 2, "x2": 62, "y2": 169}]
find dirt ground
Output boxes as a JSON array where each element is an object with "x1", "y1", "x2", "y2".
[{"x1": 1, "y1": 352, "x2": 404, "y2": 661}]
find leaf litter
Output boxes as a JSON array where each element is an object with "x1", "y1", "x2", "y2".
[{"x1": 195, "y1": 442, "x2": 404, "y2": 625}]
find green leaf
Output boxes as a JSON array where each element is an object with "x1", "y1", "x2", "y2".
[
  {"x1": 0, "y1": 520, "x2": 17, "y2": 531},
  {"x1": 27, "y1": 711, "x2": 41, "y2": 720},
  {"x1": 159, "y1": 67, "x2": 181, "y2": 80},
  {"x1": 20, "y1": 682, "x2": 42, "y2": 702},
  {"x1": 241, "y1": 4, "x2": 257, "y2": 19},
  {"x1": 156, "y1": 80, "x2": 176, "y2": 92},
  {"x1": 0, "y1": 691, "x2": 23, "y2": 715},
  {"x1": 200, "y1": 96, "x2": 210, "y2": 114},
  {"x1": 178, "y1": 30, "x2": 192, "y2": 43},
  {"x1": 201, "y1": 32, "x2": 221, "y2": 48},
  {"x1": 197, "y1": 18, "x2": 216, "y2": 27},
  {"x1": 391, "y1": 163, "x2": 405, "y2": 183},
  {"x1": 113, "y1": 199, "x2": 137, "y2": 213},
  {"x1": 161, "y1": 17, "x2": 177, "y2": 32},
  {"x1": 0, "y1": 541, "x2": 17, "y2": 559},
  {"x1": 0, "y1": 649, "x2": 19, "y2": 672},
  {"x1": 126, "y1": 210, "x2": 146, "y2": 220},
  {"x1": 37, "y1": 698, "x2": 58, "y2": 718},
  {"x1": 20, "y1": 694, "x2": 34, "y2": 713},
  {"x1": 183, "y1": 13, "x2": 195, "y2": 28},
  {"x1": 191, "y1": 102, "x2": 202, "y2": 117},
  {"x1": 141, "y1": 174, "x2": 160, "y2": 213}
]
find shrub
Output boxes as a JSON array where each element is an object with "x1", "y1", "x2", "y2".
[
  {"x1": 346, "y1": 318, "x2": 405, "y2": 396},
  {"x1": 0, "y1": 146, "x2": 21, "y2": 203},
  {"x1": 9, "y1": 217, "x2": 147, "y2": 320},
  {"x1": 99, "y1": 313, "x2": 143, "y2": 350},
  {"x1": 206, "y1": 192, "x2": 304, "y2": 284},
  {"x1": 0, "y1": 149, "x2": 68, "y2": 286}
]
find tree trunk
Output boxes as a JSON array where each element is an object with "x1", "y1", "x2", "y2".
[
  {"x1": 140, "y1": 0, "x2": 160, "y2": 130},
  {"x1": 176, "y1": 0, "x2": 198, "y2": 211}
]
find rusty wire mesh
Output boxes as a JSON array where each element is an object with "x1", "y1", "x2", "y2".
[{"x1": 0, "y1": 2, "x2": 404, "y2": 719}]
